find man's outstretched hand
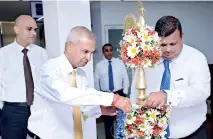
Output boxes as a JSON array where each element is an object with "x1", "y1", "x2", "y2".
[{"x1": 111, "y1": 94, "x2": 132, "y2": 113}]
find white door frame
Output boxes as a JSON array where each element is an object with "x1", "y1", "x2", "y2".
[{"x1": 104, "y1": 24, "x2": 123, "y2": 43}]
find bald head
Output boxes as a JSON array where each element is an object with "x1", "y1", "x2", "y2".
[
  {"x1": 15, "y1": 15, "x2": 36, "y2": 26},
  {"x1": 14, "y1": 15, "x2": 37, "y2": 47},
  {"x1": 66, "y1": 26, "x2": 95, "y2": 44}
]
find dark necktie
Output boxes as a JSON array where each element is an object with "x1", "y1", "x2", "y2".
[
  {"x1": 108, "y1": 60, "x2": 114, "y2": 92},
  {"x1": 160, "y1": 60, "x2": 171, "y2": 138},
  {"x1": 22, "y1": 48, "x2": 34, "y2": 106}
]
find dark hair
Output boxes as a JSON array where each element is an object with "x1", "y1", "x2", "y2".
[
  {"x1": 102, "y1": 43, "x2": 113, "y2": 52},
  {"x1": 155, "y1": 16, "x2": 182, "y2": 37}
]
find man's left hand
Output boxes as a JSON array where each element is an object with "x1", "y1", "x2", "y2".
[
  {"x1": 145, "y1": 91, "x2": 167, "y2": 108},
  {"x1": 101, "y1": 106, "x2": 116, "y2": 116}
]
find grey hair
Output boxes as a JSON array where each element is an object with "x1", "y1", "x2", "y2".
[{"x1": 66, "y1": 26, "x2": 96, "y2": 44}]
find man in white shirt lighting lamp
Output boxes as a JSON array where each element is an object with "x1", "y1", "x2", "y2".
[
  {"x1": 26, "y1": 26, "x2": 132, "y2": 139},
  {"x1": 131, "y1": 15, "x2": 210, "y2": 139}
]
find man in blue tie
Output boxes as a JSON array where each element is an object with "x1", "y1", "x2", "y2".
[
  {"x1": 95, "y1": 43, "x2": 129, "y2": 139},
  {"x1": 130, "y1": 16, "x2": 210, "y2": 139}
]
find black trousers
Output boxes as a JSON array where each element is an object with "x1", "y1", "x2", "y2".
[
  {"x1": 103, "y1": 89, "x2": 126, "y2": 139},
  {"x1": 103, "y1": 115, "x2": 115, "y2": 139},
  {"x1": 1, "y1": 102, "x2": 31, "y2": 139},
  {"x1": 180, "y1": 122, "x2": 208, "y2": 139}
]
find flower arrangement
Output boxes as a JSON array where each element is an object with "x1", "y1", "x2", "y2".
[
  {"x1": 116, "y1": 2, "x2": 171, "y2": 139},
  {"x1": 118, "y1": 22, "x2": 171, "y2": 139},
  {"x1": 124, "y1": 106, "x2": 170, "y2": 139},
  {"x1": 119, "y1": 26, "x2": 161, "y2": 69}
]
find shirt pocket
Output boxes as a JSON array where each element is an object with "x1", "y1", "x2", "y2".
[{"x1": 173, "y1": 78, "x2": 188, "y2": 89}]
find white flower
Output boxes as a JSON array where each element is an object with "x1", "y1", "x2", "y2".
[
  {"x1": 143, "y1": 34, "x2": 151, "y2": 42},
  {"x1": 141, "y1": 43, "x2": 153, "y2": 51},
  {"x1": 158, "y1": 117, "x2": 168, "y2": 128},
  {"x1": 125, "y1": 114, "x2": 136, "y2": 125},
  {"x1": 127, "y1": 45, "x2": 139, "y2": 58},
  {"x1": 148, "y1": 109, "x2": 160, "y2": 122},
  {"x1": 123, "y1": 34, "x2": 137, "y2": 46},
  {"x1": 144, "y1": 125, "x2": 153, "y2": 137},
  {"x1": 139, "y1": 124, "x2": 146, "y2": 132},
  {"x1": 137, "y1": 31, "x2": 144, "y2": 38},
  {"x1": 143, "y1": 117, "x2": 150, "y2": 125}
]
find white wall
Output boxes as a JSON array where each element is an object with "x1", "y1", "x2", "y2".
[
  {"x1": 90, "y1": 2, "x2": 103, "y2": 68},
  {"x1": 91, "y1": 1, "x2": 213, "y2": 64}
]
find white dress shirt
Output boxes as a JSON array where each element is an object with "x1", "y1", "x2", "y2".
[
  {"x1": 94, "y1": 57, "x2": 129, "y2": 94},
  {"x1": 130, "y1": 44, "x2": 210, "y2": 138},
  {"x1": 0, "y1": 41, "x2": 48, "y2": 108},
  {"x1": 28, "y1": 54, "x2": 114, "y2": 139}
]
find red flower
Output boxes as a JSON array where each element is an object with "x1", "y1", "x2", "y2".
[
  {"x1": 146, "y1": 28, "x2": 155, "y2": 36},
  {"x1": 142, "y1": 50, "x2": 150, "y2": 58},
  {"x1": 135, "y1": 115, "x2": 144, "y2": 124},
  {"x1": 136, "y1": 38, "x2": 142, "y2": 43},
  {"x1": 127, "y1": 124, "x2": 135, "y2": 130},
  {"x1": 130, "y1": 57, "x2": 140, "y2": 66},
  {"x1": 151, "y1": 58, "x2": 158, "y2": 64},
  {"x1": 153, "y1": 126, "x2": 164, "y2": 136},
  {"x1": 131, "y1": 28, "x2": 137, "y2": 36}
]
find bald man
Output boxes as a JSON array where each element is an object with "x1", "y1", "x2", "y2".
[
  {"x1": 26, "y1": 26, "x2": 132, "y2": 139},
  {"x1": 0, "y1": 15, "x2": 48, "y2": 139}
]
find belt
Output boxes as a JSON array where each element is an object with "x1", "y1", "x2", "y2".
[
  {"x1": 4, "y1": 102, "x2": 30, "y2": 107},
  {"x1": 28, "y1": 130, "x2": 41, "y2": 139}
]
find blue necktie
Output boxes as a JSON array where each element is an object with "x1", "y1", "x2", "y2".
[
  {"x1": 108, "y1": 61, "x2": 114, "y2": 92},
  {"x1": 160, "y1": 60, "x2": 170, "y2": 138}
]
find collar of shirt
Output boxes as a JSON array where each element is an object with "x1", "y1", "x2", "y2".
[
  {"x1": 13, "y1": 40, "x2": 33, "y2": 54},
  {"x1": 157, "y1": 44, "x2": 186, "y2": 65},
  {"x1": 103, "y1": 57, "x2": 115, "y2": 64},
  {"x1": 60, "y1": 53, "x2": 76, "y2": 75}
]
